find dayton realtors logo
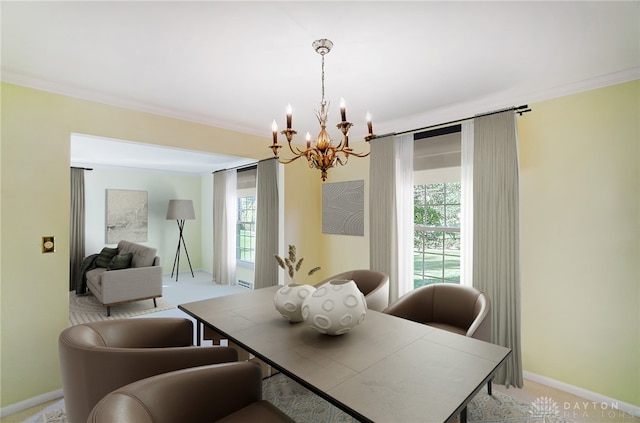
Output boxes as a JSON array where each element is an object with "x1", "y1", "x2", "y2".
[
  {"x1": 530, "y1": 396, "x2": 561, "y2": 420},
  {"x1": 531, "y1": 396, "x2": 627, "y2": 421}
]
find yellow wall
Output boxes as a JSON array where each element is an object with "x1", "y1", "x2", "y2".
[
  {"x1": 518, "y1": 80, "x2": 639, "y2": 406},
  {"x1": 317, "y1": 81, "x2": 640, "y2": 406},
  {"x1": 318, "y1": 144, "x2": 371, "y2": 278},
  {"x1": 282, "y1": 158, "x2": 324, "y2": 282},
  {"x1": 280, "y1": 143, "x2": 371, "y2": 285},
  {"x1": 2, "y1": 80, "x2": 638, "y2": 409},
  {"x1": 0, "y1": 83, "x2": 267, "y2": 407}
]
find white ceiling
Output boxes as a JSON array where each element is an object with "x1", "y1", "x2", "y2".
[{"x1": 2, "y1": 1, "x2": 639, "y2": 174}]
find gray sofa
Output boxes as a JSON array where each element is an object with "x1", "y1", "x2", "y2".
[{"x1": 86, "y1": 240, "x2": 162, "y2": 316}]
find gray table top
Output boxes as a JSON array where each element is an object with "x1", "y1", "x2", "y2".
[{"x1": 179, "y1": 285, "x2": 511, "y2": 423}]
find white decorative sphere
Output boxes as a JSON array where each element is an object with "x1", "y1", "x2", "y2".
[
  {"x1": 301, "y1": 279, "x2": 367, "y2": 335},
  {"x1": 273, "y1": 283, "x2": 316, "y2": 322}
]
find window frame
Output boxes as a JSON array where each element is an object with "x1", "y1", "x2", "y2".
[{"x1": 236, "y1": 193, "x2": 256, "y2": 267}]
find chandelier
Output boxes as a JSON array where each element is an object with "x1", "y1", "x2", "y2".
[{"x1": 270, "y1": 39, "x2": 374, "y2": 181}]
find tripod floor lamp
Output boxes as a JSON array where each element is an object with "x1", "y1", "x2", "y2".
[{"x1": 166, "y1": 199, "x2": 195, "y2": 282}]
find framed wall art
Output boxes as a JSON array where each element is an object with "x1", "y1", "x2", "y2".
[
  {"x1": 322, "y1": 180, "x2": 364, "y2": 236},
  {"x1": 105, "y1": 189, "x2": 148, "y2": 243}
]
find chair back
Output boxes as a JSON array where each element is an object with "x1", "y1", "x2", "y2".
[
  {"x1": 59, "y1": 318, "x2": 237, "y2": 423},
  {"x1": 316, "y1": 269, "x2": 390, "y2": 311},
  {"x1": 88, "y1": 362, "x2": 295, "y2": 423},
  {"x1": 383, "y1": 284, "x2": 491, "y2": 342}
]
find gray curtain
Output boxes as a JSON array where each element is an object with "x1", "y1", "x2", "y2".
[
  {"x1": 460, "y1": 121, "x2": 474, "y2": 287},
  {"x1": 369, "y1": 134, "x2": 414, "y2": 303},
  {"x1": 254, "y1": 159, "x2": 279, "y2": 289},
  {"x1": 213, "y1": 170, "x2": 237, "y2": 285},
  {"x1": 70, "y1": 168, "x2": 85, "y2": 291},
  {"x1": 472, "y1": 111, "x2": 523, "y2": 388}
]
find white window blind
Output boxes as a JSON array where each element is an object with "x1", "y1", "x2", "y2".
[{"x1": 413, "y1": 131, "x2": 461, "y2": 171}]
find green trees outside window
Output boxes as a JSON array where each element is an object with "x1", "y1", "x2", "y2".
[
  {"x1": 413, "y1": 182, "x2": 461, "y2": 288},
  {"x1": 237, "y1": 196, "x2": 256, "y2": 263}
]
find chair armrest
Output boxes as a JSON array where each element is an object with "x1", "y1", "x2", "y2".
[
  {"x1": 383, "y1": 292, "x2": 431, "y2": 323},
  {"x1": 364, "y1": 281, "x2": 389, "y2": 312},
  {"x1": 383, "y1": 284, "x2": 440, "y2": 324},
  {"x1": 61, "y1": 345, "x2": 238, "y2": 422},
  {"x1": 88, "y1": 362, "x2": 264, "y2": 423},
  {"x1": 467, "y1": 294, "x2": 492, "y2": 342}
]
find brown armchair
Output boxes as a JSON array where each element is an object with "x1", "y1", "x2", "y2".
[
  {"x1": 383, "y1": 283, "x2": 493, "y2": 392},
  {"x1": 315, "y1": 269, "x2": 390, "y2": 311},
  {"x1": 88, "y1": 362, "x2": 295, "y2": 423},
  {"x1": 59, "y1": 318, "x2": 238, "y2": 423}
]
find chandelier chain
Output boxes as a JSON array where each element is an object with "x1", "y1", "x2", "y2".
[{"x1": 321, "y1": 54, "x2": 326, "y2": 103}]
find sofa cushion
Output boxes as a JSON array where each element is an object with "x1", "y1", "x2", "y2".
[
  {"x1": 95, "y1": 247, "x2": 119, "y2": 268},
  {"x1": 118, "y1": 240, "x2": 157, "y2": 268},
  {"x1": 107, "y1": 253, "x2": 133, "y2": 270}
]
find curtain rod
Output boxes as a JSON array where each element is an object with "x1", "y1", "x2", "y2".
[
  {"x1": 377, "y1": 104, "x2": 532, "y2": 139},
  {"x1": 71, "y1": 166, "x2": 93, "y2": 171},
  {"x1": 212, "y1": 156, "x2": 276, "y2": 174}
]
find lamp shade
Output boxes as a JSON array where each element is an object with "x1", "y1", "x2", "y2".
[{"x1": 166, "y1": 199, "x2": 195, "y2": 220}]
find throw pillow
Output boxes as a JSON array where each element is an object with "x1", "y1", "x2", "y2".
[
  {"x1": 107, "y1": 253, "x2": 133, "y2": 271},
  {"x1": 95, "y1": 247, "x2": 119, "y2": 268}
]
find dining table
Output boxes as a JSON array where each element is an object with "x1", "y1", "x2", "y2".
[{"x1": 178, "y1": 285, "x2": 511, "y2": 423}]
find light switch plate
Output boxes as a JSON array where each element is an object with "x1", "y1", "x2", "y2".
[{"x1": 42, "y1": 236, "x2": 55, "y2": 253}]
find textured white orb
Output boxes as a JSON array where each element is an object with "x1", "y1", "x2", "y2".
[
  {"x1": 301, "y1": 280, "x2": 366, "y2": 335},
  {"x1": 274, "y1": 283, "x2": 316, "y2": 322}
]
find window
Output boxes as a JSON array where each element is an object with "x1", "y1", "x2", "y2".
[
  {"x1": 237, "y1": 196, "x2": 256, "y2": 263},
  {"x1": 413, "y1": 182, "x2": 461, "y2": 288},
  {"x1": 412, "y1": 126, "x2": 462, "y2": 289},
  {"x1": 236, "y1": 167, "x2": 257, "y2": 266}
]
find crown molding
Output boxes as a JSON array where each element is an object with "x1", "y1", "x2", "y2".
[
  {"x1": 0, "y1": 70, "x2": 265, "y2": 137},
  {"x1": 3, "y1": 67, "x2": 638, "y2": 140},
  {"x1": 376, "y1": 67, "x2": 640, "y2": 137},
  {"x1": 519, "y1": 67, "x2": 640, "y2": 105}
]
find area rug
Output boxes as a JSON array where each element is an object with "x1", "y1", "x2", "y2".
[
  {"x1": 28, "y1": 374, "x2": 575, "y2": 423},
  {"x1": 68, "y1": 291, "x2": 175, "y2": 326},
  {"x1": 262, "y1": 374, "x2": 575, "y2": 423}
]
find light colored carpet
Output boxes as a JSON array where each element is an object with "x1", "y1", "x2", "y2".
[
  {"x1": 69, "y1": 291, "x2": 175, "y2": 326},
  {"x1": 30, "y1": 373, "x2": 575, "y2": 423}
]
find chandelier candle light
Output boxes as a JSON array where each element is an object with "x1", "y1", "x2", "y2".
[{"x1": 270, "y1": 39, "x2": 375, "y2": 181}]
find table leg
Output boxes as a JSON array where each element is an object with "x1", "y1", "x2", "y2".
[{"x1": 460, "y1": 406, "x2": 467, "y2": 423}]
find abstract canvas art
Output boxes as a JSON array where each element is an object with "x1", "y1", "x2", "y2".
[
  {"x1": 322, "y1": 180, "x2": 364, "y2": 236},
  {"x1": 105, "y1": 189, "x2": 148, "y2": 243}
]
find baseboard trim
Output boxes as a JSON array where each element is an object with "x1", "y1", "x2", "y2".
[
  {"x1": 162, "y1": 268, "x2": 205, "y2": 278},
  {"x1": 524, "y1": 371, "x2": 640, "y2": 418},
  {"x1": 0, "y1": 389, "x2": 63, "y2": 418}
]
